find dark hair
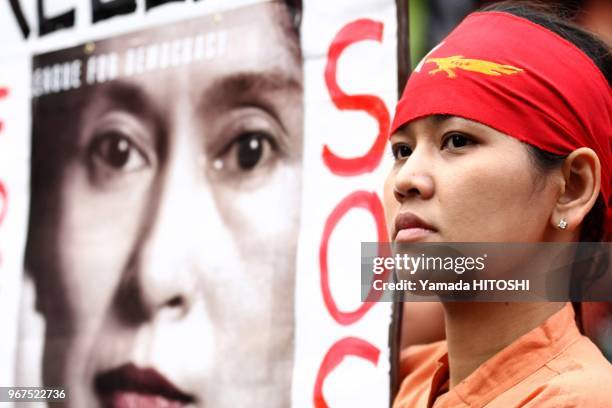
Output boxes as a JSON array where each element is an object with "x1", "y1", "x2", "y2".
[
  {"x1": 482, "y1": 1, "x2": 611, "y2": 242},
  {"x1": 277, "y1": 0, "x2": 302, "y2": 62},
  {"x1": 282, "y1": 0, "x2": 302, "y2": 37}
]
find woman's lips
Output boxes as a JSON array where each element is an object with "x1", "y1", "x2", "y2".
[
  {"x1": 393, "y1": 211, "x2": 436, "y2": 243},
  {"x1": 395, "y1": 227, "x2": 434, "y2": 242},
  {"x1": 104, "y1": 392, "x2": 187, "y2": 408},
  {"x1": 95, "y1": 363, "x2": 194, "y2": 408}
]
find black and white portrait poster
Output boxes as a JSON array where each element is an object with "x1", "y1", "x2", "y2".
[{"x1": 0, "y1": 0, "x2": 399, "y2": 406}]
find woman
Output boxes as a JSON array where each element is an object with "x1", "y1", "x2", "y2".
[
  {"x1": 385, "y1": 1, "x2": 612, "y2": 407},
  {"x1": 25, "y1": 2, "x2": 303, "y2": 407}
]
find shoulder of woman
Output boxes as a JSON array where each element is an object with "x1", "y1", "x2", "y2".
[
  {"x1": 522, "y1": 372, "x2": 612, "y2": 408},
  {"x1": 534, "y1": 337, "x2": 612, "y2": 407}
]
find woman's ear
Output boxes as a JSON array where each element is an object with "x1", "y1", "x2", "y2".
[{"x1": 552, "y1": 147, "x2": 601, "y2": 232}]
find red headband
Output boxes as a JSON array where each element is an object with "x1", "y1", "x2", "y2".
[{"x1": 392, "y1": 11, "x2": 612, "y2": 238}]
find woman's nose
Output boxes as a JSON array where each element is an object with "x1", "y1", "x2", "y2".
[
  {"x1": 393, "y1": 149, "x2": 435, "y2": 202},
  {"x1": 118, "y1": 148, "x2": 215, "y2": 323},
  {"x1": 130, "y1": 175, "x2": 200, "y2": 320}
]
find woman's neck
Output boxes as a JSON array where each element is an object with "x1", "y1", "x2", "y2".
[{"x1": 442, "y1": 302, "x2": 565, "y2": 388}]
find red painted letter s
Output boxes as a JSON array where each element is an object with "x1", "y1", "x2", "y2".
[{"x1": 324, "y1": 20, "x2": 390, "y2": 176}]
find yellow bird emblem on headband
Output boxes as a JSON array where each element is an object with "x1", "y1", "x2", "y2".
[{"x1": 425, "y1": 55, "x2": 523, "y2": 78}]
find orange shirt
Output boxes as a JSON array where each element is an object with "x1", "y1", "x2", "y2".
[{"x1": 393, "y1": 303, "x2": 612, "y2": 407}]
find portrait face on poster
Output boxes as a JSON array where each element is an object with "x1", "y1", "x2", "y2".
[{"x1": 25, "y1": 1, "x2": 303, "y2": 406}]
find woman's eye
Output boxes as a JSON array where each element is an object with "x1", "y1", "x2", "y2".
[
  {"x1": 222, "y1": 131, "x2": 278, "y2": 172},
  {"x1": 392, "y1": 143, "x2": 412, "y2": 160},
  {"x1": 89, "y1": 131, "x2": 148, "y2": 172},
  {"x1": 443, "y1": 133, "x2": 474, "y2": 150}
]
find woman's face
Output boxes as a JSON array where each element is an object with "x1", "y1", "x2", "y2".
[
  {"x1": 384, "y1": 115, "x2": 560, "y2": 243},
  {"x1": 27, "y1": 3, "x2": 302, "y2": 408}
]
